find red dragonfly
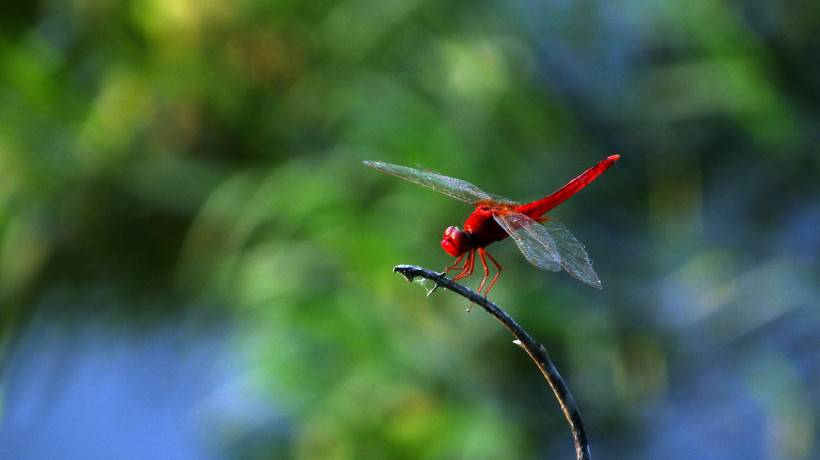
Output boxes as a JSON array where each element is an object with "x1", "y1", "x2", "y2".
[{"x1": 364, "y1": 155, "x2": 619, "y2": 295}]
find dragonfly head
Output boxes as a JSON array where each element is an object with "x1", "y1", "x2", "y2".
[{"x1": 441, "y1": 226, "x2": 471, "y2": 257}]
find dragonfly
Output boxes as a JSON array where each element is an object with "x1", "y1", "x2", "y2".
[{"x1": 364, "y1": 155, "x2": 620, "y2": 295}]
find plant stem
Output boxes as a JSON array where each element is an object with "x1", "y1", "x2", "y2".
[{"x1": 393, "y1": 264, "x2": 591, "y2": 460}]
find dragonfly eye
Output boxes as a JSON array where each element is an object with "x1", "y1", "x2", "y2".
[{"x1": 441, "y1": 226, "x2": 470, "y2": 257}]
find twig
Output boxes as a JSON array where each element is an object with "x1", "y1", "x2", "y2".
[{"x1": 393, "y1": 264, "x2": 591, "y2": 460}]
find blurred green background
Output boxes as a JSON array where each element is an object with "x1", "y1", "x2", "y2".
[{"x1": 1, "y1": 1, "x2": 818, "y2": 459}]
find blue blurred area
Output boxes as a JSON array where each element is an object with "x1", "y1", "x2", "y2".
[
  {"x1": 2, "y1": 316, "x2": 219, "y2": 460},
  {"x1": 0, "y1": 0, "x2": 818, "y2": 459}
]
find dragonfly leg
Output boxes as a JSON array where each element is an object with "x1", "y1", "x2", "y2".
[
  {"x1": 477, "y1": 248, "x2": 490, "y2": 294},
  {"x1": 483, "y1": 250, "x2": 502, "y2": 296},
  {"x1": 450, "y1": 250, "x2": 471, "y2": 279},
  {"x1": 452, "y1": 249, "x2": 475, "y2": 281},
  {"x1": 443, "y1": 253, "x2": 466, "y2": 275}
]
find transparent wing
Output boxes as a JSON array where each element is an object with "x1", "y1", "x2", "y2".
[
  {"x1": 363, "y1": 160, "x2": 516, "y2": 205},
  {"x1": 542, "y1": 219, "x2": 602, "y2": 289},
  {"x1": 492, "y1": 212, "x2": 561, "y2": 271}
]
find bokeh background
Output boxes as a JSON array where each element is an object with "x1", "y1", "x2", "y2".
[{"x1": 1, "y1": 1, "x2": 818, "y2": 459}]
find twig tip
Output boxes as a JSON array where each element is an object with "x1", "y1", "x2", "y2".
[{"x1": 393, "y1": 264, "x2": 415, "y2": 282}]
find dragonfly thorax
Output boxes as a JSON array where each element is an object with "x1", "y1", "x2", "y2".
[{"x1": 441, "y1": 226, "x2": 472, "y2": 257}]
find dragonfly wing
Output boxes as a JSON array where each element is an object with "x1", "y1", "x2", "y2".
[
  {"x1": 492, "y1": 212, "x2": 561, "y2": 271},
  {"x1": 542, "y1": 219, "x2": 602, "y2": 289},
  {"x1": 363, "y1": 161, "x2": 514, "y2": 204}
]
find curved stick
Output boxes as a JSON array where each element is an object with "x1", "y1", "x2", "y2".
[{"x1": 393, "y1": 264, "x2": 591, "y2": 460}]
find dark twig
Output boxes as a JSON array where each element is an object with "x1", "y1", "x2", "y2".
[{"x1": 393, "y1": 264, "x2": 591, "y2": 460}]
